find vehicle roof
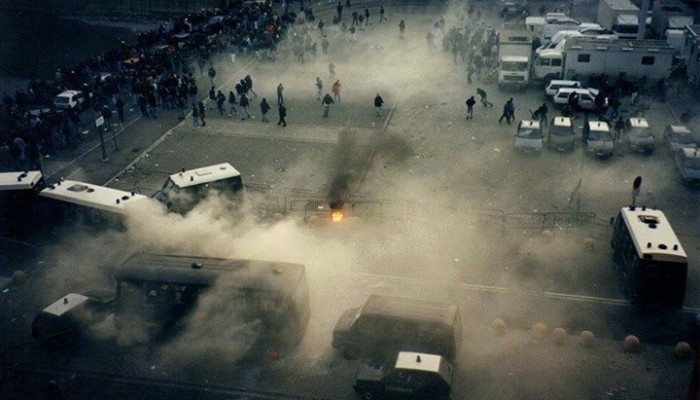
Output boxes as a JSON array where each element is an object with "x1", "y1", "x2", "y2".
[
  {"x1": 547, "y1": 80, "x2": 582, "y2": 86},
  {"x1": 587, "y1": 121, "x2": 610, "y2": 131},
  {"x1": 667, "y1": 124, "x2": 692, "y2": 135},
  {"x1": 395, "y1": 351, "x2": 444, "y2": 373},
  {"x1": 114, "y1": 253, "x2": 306, "y2": 294},
  {"x1": 39, "y1": 180, "x2": 150, "y2": 214},
  {"x1": 565, "y1": 36, "x2": 673, "y2": 52},
  {"x1": 42, "y1": 293, "x2": 89, "y2": 317},
  {"x1": 679, "y1": 147, "x2": 700, "y2": 158},
  {"x1": 56, "y1": 90, "x2": 82, "y2": 96},
  {"x1": 519, "y1": 120, "x2": 541, "y2": 129},
  {"x1": 0, "y1": 171, "x2": 43, "y2": 191},
  {"x1": 555, "y1": 87, "x2": 594, "y2": 95},
  {"x1": 552, "y1": 116, "x2": 573, "y2": 127},
  {"x1": 620, "y1": 206, "x2": 687, "y2": 262},
  {"x1": 360, "y1": 294, "x2": 459, "y2": 326},
  {"x1": 168, "y1": 163, "x2": 241, "y2": 188},
  {"x1": 628, "y1": 118, "x2": 650, "y2": 128}
]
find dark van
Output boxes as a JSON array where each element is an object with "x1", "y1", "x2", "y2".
[{"x1": 332, "y1": 295, "x2": 462, "y2": 361}]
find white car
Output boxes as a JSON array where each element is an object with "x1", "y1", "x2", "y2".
[
  {"x1": 514, "y1": 120, "x2": 544, "y2": 153},
  {"x1": 675, "y1": 147, "x2": 700, "y2": 185},
  {"x1": 545, "y1": 80, "x2": 583, "y2": 97},
  {"x1": 552, "y1": 87, "x2": 601, "y2": 111}
]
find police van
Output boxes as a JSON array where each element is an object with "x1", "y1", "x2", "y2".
[{"x1": 153, "y1": 162, "x2": 243, "y2": 214}]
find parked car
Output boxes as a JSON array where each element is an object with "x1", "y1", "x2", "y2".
[
  {"x1": 31, "y1": 289, "x2": 115, "y2": 345},
  {"x1": 548, "y1": 116, "x2": 575, "y2": 151},
  {"x1": 675, "y1": 147, "x2": 700, "y2": 185},
  {"x1": 583, "y1": 120, "x2": 614, "y2": 158},
  {"x1": 664, "y1": 124, "x2": 697, "y2": 155},
  {"x1": 353, "y1": 351, "x2": 454, "y2": 400},
  {"x1": 552, "y1": 87, "x2": 601, "y2": 110},
  {"x1": 514, "y1": 120, "x2": 544, "y2": 153},
  {"x1": 332, "y1": 294, "x2": 462, "y2": 361},
  {"x1": 625, "y1": 117, "x2": 655, "y2": 154},
  {"x1": 53, "y1": 90, "x2": 86, "y2": 110},
  {"x1": 545, "y1": 80, "x2": 583, "y2": 97}
]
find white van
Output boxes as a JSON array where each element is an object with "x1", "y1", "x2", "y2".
[
  {"x1": 545, "y1": 80, "x2": 583, "y2": 97},
  {"x1": 54, "y1": 90, "x2": 86, "y2": 110}
]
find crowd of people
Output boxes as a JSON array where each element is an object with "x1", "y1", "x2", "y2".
[{"x1": 1, "y1": 0, "x2": 295, "y2": 171}]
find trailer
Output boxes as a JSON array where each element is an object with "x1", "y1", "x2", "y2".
[
  {"x1": 532, "y1": 36, "x2": 674, "y2": 83},
  {"x1": 498, "y1": 23, "x2": 533, "y2": 89},
  {"x1": 651, "y1": 1, "x2": 693, "y2": 38},
  {"x1": 597, "y1": 0, "x2": 640, "y2": 39}
]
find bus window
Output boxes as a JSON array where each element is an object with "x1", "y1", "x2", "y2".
[{"x1": 611, "y1": 206, "x2": 688, "y2": 309}]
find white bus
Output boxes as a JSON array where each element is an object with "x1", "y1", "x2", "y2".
[
  {"x1": 153, "y1": 163, "x2": 243, "y2": 214},
  {"x1": 611, "y1": 206, "x2": 687, "y2": 308},
  {"x1": 0, "y1": 171, "x2": 46, "y2": 236},
  {"x1": 39, "y1": 180, "x2": 150, "y2": 230}
]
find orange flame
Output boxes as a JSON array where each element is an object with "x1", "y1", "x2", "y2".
[{"x1": 331, "y1": 211, "x2": 344, "y2": 222}]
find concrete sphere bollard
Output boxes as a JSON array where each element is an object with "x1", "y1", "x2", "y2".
[
  {"x1": 623, "y1": 335, "x2": 642, "y2": 352},
  {"x1": 493, "y1": 319, "x2": 507, "y2": 335},
  {"x1": 532, "y1": 322, "x2": 549, "y2": 340},
  {"x1": 12, "y1": 270, "x2": 28, "y2": 284},
  {"x1": 579, "y1": 330, "x2": 595, "y2": 347},
  {"x1": 552, "y1": 327, "x2": 567, "y2": 345},
  {"x1": 675, "y1": 341, "x2": 692, "y2": 359},
  {"x1": 541, "y1": 230, "x2": 554, "y2": 242}
]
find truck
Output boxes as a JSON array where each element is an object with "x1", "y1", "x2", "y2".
[
  {"x1": 650, "y1": 1, "x2": 693, "y2": 57},
  {"x1": 532, "y1": 36, "x2": 674, "y2": 83},
  {"x1": 498, "y1": 23, "x2": 533, "y2": 89},
  {"x1": 597, "y1": 0, "x2": 640, "y2": 39}
]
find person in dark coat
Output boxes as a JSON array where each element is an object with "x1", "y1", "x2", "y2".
[
  {"x1": 260, "y1": 98, "x2": 271, "y2": 122},
  {"x1": 216, "y1": 90, "x2": 226, "y2": 116},
  {"x1": 322, "y1": 93, "x2": 334, "y2": 118},
  {"x1": 198, "y1": 101, "x2": 206, "y2": 126},
  {"x1": 115, "y1": 96, "x2": 125, "y2": 124},
  {"x1": 278, "y1": 104, "x2": 287, "y2": 126},
  {"x1": 374, "y1": 93, "x2": 384, "y2": 116},
  {"x1": 465, "y1": 96, "x2": 476, "y2": 120}
]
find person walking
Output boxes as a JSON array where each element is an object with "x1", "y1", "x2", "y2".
[
  {"x1": 364, "y1": 8, "x2": 370, "y2": 26},
  {"x1": 115, "y1": 96, "x2": 125, "y2": 124},
  {"x1": 399, "y1": 20, "x2": 405, "y2": 39},
  {"x1": 244, "y1": 75, "x2": 258, "y2": 98},
  {"x1": 192, "y1": 103, "x2": 202, "y2": 128},
  {"x1": 374, "y1": 93, "x2": 384, "y2": 116},
  {"x1": 534, "y1": 103, "x2": 548, "y2": 126},
  {"x1": 466, "y1": 96, "x2": 476, "y2": 120},
  {"x1": 101, "y1": 105, "x2": 113, "y2": 131},
  {"x1": 322, "y1": 93, "x2": 334, "y2": 117},
  {"x1": 239, "y1": 94, "x2": 251, "y2": 120},
  {"x1": 216, "y1": 90, "x2": 226, "y2": 116},
  {"x1": 198, "y1": 100, "x2": 207, "y2": 126},
  {"x1": 332, "y1": 80, "x2": 342, "y2": 103},
  {"x1": 260, "y1": 98, "x2": 271, "y2": 122},
  {"x1": 476, "y1": 88, "x2": 493, "y2": 107},
  {"x1": 316, "y1": 77, "x2": 323, "y2": 100},
  {"x1": 499, "y1": 98, "x2": 515, "y2": 124},
  {"x1": 278, "y1": 104, "x2": 287, "y2": 126},
  {"x1": 379, "y1": 5, "x2": 386, "y2": 22},
  {"x1": 228, "y1": 91, "x2": 237, "y2": 116},
  {"x1": 329, "y1": 63, "x2": 336, "y2": 77},
  {"x1": 277, "y1": 83, "x2": 284, "y2": 106},
  {"x1": 208, "y1": 66, "x2": 216, "y2": 87}
]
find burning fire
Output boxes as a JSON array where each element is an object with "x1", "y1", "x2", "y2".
[{"x1": 331, "y1": 210, "x2": 344, "y2": 222}]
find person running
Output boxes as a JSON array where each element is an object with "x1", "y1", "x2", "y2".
[
  {"x1": 476, "y1": 88, "x2": 493, "y2": 107},
  {"x1": 466, "y1": 96, "x2": 476, "y2": 120},
  {"x1": 239, "y1": 94, "x2": 251, "y2": 120},
  {"x1": 374, "y1": 93, "x2": 384, "y2": 116}
]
